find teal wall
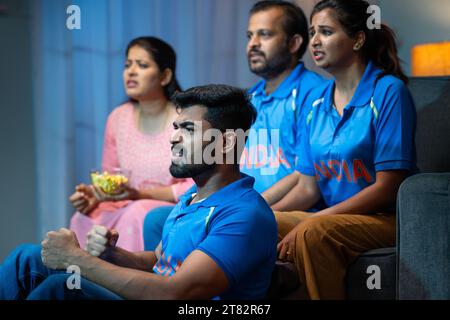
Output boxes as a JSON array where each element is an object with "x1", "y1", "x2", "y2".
[{"x1": 0, "y1": 0, "x2": 37, "y2": 260}]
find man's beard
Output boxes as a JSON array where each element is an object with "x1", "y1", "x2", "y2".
[
  {"x1": 169, "y1": 162, "x2": 216, "y2": 179},
  {"x1": 248, "y1": 46, "x2": 293, "y2": 79}
]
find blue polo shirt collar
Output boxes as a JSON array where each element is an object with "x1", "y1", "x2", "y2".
[
  {"x1": 249, "y1": 62, "x2": 306, "y2": 99},
  {"x1": 322, "y1": 60, "x2": 382, "y2": 113},
  {"x1": 178, "y1": 174, "x2": 255, "y2": 211},
  {"x1": 349, "y1": 60, "x2": 382, "y2": 107}
]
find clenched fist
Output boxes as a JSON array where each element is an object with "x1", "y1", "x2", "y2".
[
  {"x1": 85, "y1": 225, "x2": 119, "y2": 259},
  {"x1": 41, "y1": 228, "x2": 81, "y2": 269}
]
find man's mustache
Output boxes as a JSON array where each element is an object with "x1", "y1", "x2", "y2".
[{"x1": 248, "y1": 49, "x2": 265, "y2": 57}]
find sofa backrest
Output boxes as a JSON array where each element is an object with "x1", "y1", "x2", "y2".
[{"x1": 407, "y1": 77, "x2": 450, "y2": 173}]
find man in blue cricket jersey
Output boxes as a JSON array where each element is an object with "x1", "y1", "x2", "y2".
[
  {"x1": 241, "y1": 0, "x2": 324, "y2": 193},
  {"x1": 0, "y1": 85, "x2": 277, "y2": 300}
]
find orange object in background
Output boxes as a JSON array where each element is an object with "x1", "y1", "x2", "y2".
[{"x1": 412, "y1": 42, "x2": 450, "y2": 76}]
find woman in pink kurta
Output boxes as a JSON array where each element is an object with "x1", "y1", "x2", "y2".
[{"x1": 69, "y1": 37, "x2": 192, "y2": 251}]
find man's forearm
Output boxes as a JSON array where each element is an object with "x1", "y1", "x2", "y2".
[
  {"x1": 103, "y1": 247, "x2": 157, "y2": 272},
  {"x1": 69, "y1": 249, "x2": 176, "y2": 300}
]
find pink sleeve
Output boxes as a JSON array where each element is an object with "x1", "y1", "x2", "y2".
[
  {"x1": 171, "y1": 178, "x2": 194, "y2": 202},
  {"x1": 101, "y1": 110, "x2": 120, "y2": 171}
]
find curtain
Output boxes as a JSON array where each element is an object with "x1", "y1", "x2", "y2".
[{"x1": 31, "y1": 0, "x2": 260, "y2": 237}]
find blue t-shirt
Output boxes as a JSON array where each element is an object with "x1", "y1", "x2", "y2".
[
  {"x1": 153, "y1": 174, "x2": 277, "y2": 300},
  {"x1": 297, "y1": 61, "x2": 417, "y2": 207},
  {"x1": 240, "y1": 63, "x2": 324, "y2": 193}
]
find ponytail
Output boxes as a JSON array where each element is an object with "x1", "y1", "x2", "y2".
[
  {"x1": 166, "y1": 77, "x2": 182, "y2": 99},
  {"x1": 312, "y1": 0, "x2": 408, "y2": 83},
  {"x1": 366, "y1": 24, "x2": 408, "y2": 84}
]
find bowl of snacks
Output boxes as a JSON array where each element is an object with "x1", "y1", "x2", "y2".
[{"x1": 90, "y1": 168, "x2": 130, "y2": 195}]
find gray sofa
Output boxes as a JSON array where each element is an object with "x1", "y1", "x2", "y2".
[
  {"x1": 269, "y1": 76, "x2": 450, "y2": 300},
  {"x1": 397, "y1": 172, "x2": 450, "y2": 299},
  {"x1": 395, "y1": 77, "x2": 450, "y2": 300}
]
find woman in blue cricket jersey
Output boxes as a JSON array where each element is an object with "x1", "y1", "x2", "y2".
[{"x1": 272, "y1": 0, "x2": 416, "y2": 299}]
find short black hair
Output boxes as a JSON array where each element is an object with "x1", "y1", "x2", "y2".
[
  {"x1": 171, "y1": 84, "x2": 256, "y2": 133},
  {"x1": 250, "y1": 0, "x2": 309, "y2": 60}
]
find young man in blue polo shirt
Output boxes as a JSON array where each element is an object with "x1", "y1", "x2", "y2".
[{"x1": 0, "y1": 85, "x2": 277, "y2": 300}]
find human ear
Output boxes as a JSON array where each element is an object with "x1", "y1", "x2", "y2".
[
  {"x1": 160, "y1": 68, "x2": 173, "y2": 87},
  {"x1": 289, "y1": 34, "x2": 303, "y2": 56},
  {"x1": 353, "y1": 31, "x2": 366, "y2": 51},
  {"x1": 222, "y1": 131, "x2": 237, "y2": 154}
]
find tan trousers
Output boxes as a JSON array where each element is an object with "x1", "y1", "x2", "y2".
[{"x1": 274, "y1": 211, "x2": 396, "y2": 300}]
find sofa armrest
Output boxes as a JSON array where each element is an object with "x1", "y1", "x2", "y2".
[{"x1": 397, "y1": 173, "x2": 450, "y2": 299}]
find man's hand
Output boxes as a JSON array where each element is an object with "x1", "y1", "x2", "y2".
[
  {"x1": 85, "y1": 225, "x2": 119, "y2": 260},
  {"x1": 69, "y1": 184, "x2": 100, "y2": 215},
  {"x1": 41, "y1": 228, "x2": 82, "y2": 269}
]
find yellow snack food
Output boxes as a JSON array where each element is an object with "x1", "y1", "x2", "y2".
[{"x1": 90, "y1": 171, "x2": 128, "y2": 194}]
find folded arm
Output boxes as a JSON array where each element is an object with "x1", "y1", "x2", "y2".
[
  {"x1": 270, "y1": 173, "x2": 321, "y2": 212},
  {"x1": 316, "y1": 170, "x2": 408, "y2": 216},
  {"x1": 262, "y1": 171, "x2": 301, "y2": 206}
]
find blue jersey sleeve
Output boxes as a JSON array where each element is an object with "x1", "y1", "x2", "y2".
[
  {"x1": 293, "y1": 71, "x2": 325, "y2": 169},
  {"x1": 295, "y1": 106, "x2": 316, "y2": 176},
  {"x1": 196, "y1": 202, "x2": 276, "y2": 288},
  {"x1": 293, "y1": 95, "x2": 306, "y2": 168},
  {"x1": 373, "y1": 81, "x2": 417, "y2": 171}
]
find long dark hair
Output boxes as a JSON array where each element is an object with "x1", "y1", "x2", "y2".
[
  {"x1": 126, "y1": 36, "x2": 182, "y2": 99},
  {"x1": 312, "y1": 0, "x2": 408, "y2": 83}
]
